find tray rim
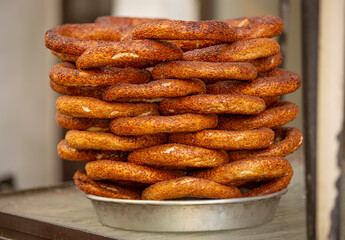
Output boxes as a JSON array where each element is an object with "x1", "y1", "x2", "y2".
[{"x1": 86, "y1": 188, "x2": 288, "y2": 206}]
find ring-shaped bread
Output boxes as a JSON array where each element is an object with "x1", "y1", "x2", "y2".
[
  {"x1": 56, "y1": 96, "x2": 160, "y2": 118},
  {"x1": 56, "y1": 112, "x2": 111, "y2": 131},
  {"x1": 169, "y1": 127, "x2": 274, "y2": 150},
  {"x1": 102, "y1": 78, "x2": 205, "y2": 102},
  {"x1": 51, "y1": 50, "x2": 79, "y2": 62},
  {"x1": 227, "y1": 127, "x2": 303, "y2": 161},
  {"x1": 75, "y1": 40, "x2": 183, "y2": 69},
  {"x1": 152, "y1": 61, "x2": 257, "y2": 81},
  {"x1": 65, "y1": 130, "x2": 167, "y2": 151},
  {"x1": 159, "y1": 94, "x2": 265, "y2": 115},
  {"x1": 223, "y1": 15, "x2": 284, "y2": 41},
  {"x1": 190, "y1": 156, "x2": 292, "y2": 186},
  {"x1": 182, "y1": 38, "x2": 280, "y2": 62},
  {"x1": 167, "y1": 39, "x2": 224, "y2": 51},
  {"x1": 243, "y1": 166, "x2": 293, "y2": 197},
  {"x1": 45, "y1": 23, "x2": 130, "y2": 55},
  {"x1": 217, "y1": 101, "x2": 299, "y2": 131},
  {"x1": 206, "y1": 69, "x2": 301, "y2": 97},
  {"x1": 251, "y1": 53, "x2": 282, "y2": 73},
  {"x1": 58, "y1": 140, "x2": 127, "y2": 162},
  {"x1": 127, "y1": 143, "x2": 228, "y2": 168},
  {"x1": 74, "y1": 170, "x2": 141, "y2": 199},
  {"x1": 110, "y1": 113, "x2": 218, "y2": 136},
  {"x1": 50, "y1": 81, "x2": 104, "y2": 99},
  {"x1": 261, "y1": 96, "x2": 280, "y2": 107},
  {"x1": 142, "y1": 177, "x2": 242, "y2": 200},
  {"x1": 85, "y1": 160, "x2": 185, "y2": 184},
  {"x1": 49, "y1": 62, "x2": 151, "y2": 87}
]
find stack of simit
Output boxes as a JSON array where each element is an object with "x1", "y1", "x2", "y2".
[{"x1": 45, "y1": 15, "x2": 303, "y2": 200}]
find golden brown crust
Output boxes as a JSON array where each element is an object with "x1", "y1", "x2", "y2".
[
  {"x1": 159, "y1": 94, "x2": 266, "y2": 115},
  {"x1": 110, "y1": 114, "x2": 218, "y2": 136},
  {"x1": 50, "y1": 81, "x2": 105, "y2": 99},
  {"x1": 183, "y1": 38, "x2": 280, "y2": 62},
  {"x1": 56, "y1": 96, "x2": 160, "y2": 118},
  {"x1": 206, "y1": 69, "x2": 301, "y2": 97},
  {"x1": 58, "y1": 140, "x2": 127, "y2": 162},
  {"x1": 166, "y1": 39, "x2": 223, "y2": 51},
  {"x1": 251, "y1": 53, "x2": 283, "y2": 73},
  {"x1": 190, "y1": 156, "x2": 291, "y2": 186},
  {"x1": 243, "y1": 165, "x2": 293, "y2": 197},
  {"x1": 142, "y1": 177, "x2": 242, "y2": 200},
  {"x1": 217, "y1": 101, "x2": 299, "y2": 131},
  {"x1": 227, "y1": 127, "x2": 303, "y2": 161},
  {"x1": 51, "y1": 50, "x2": 79, "y2": 62},
  {"x1": 45, "y1": 23, "x2": 130, "y2": 55},
  {"x1": 169, "y1": 128, "x2": 274, "y2": 150},
  {"x1": 95, "y1": 16, "x2": 169, "y2": 26},
  {"x1": 65, "y1": 130, "x2": 167, "y2": 151},
  {"x1": 75, "y1": 40, "x2": 183, "y2": 69},
  {"x1": 56, "y1": 112, "x2": 111, "y2": 131},
  {"x1": 128, "y1": 143, "x2": 228, "y2": 168},
  {"x1": 73, "y1": 170, "x2": 141, "y2": 199},
  {"x1": 261, "y1": 96, "x2": 280, "y2": 106},
  {"x1": 224, "y1": 15, "x2": 284, "y2": 41},
  {"x1": 85, "y1": 160, "x2": 185, "y2": 183},
  {"x1": 152, "y1": 61, "x2": 257, "y2": 81},
  {"x1": 49, "y1": 62, "x2": 151, "y2": 87},
  {"x1": 131, "y1": 20, "x2": 237, "y2": 42},
  {"x1": 102, "y1": 78, "x2": 205, "y2": 102}
]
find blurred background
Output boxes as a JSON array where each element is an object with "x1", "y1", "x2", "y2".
[{"x1": 0, "y1": 0, "x2": 302, "y2": 191}]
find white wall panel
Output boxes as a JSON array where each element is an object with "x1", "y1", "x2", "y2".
[
  {"x1": 0, "y1": 0, "x2": 61, "y2": 189},
  {"x1": 112, "y1": 0, "x2": 200, "y2": 20}
]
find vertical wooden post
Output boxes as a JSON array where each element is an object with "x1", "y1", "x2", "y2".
[
  {"x1": 317, "y1": 0, "x2": 345, "y2": 239},
  {"x1": 301, "y1": 0, "x2": 319, "y2": 239}
]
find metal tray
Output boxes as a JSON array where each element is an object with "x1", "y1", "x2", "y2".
[{"x1": 86, "y1": 188, "x2": 287, "y2": 232}]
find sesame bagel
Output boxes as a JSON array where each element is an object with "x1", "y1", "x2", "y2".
[
  {"x1": 110, "y1": 113, "x2": 218, "y2": 136},
  {"x1": 183, "y1": 38, "x2": 280, "y2": 62},
  {"x1": 50, "y1": 81, "x2": 104, "y2": 99},
  {"x1": 224, "y1": 15, "x2": 284, "y2": 41},
  {"x1": 58, "y1": 140, "x2": 127, "y2": 162},
  {"x1": 152, "y1": 61, "x2": 257, "y2": 81},
  {"x1": 217, "y1": 101, "x2": 299, "y2": 131},
  {"x1": 227, "y1": 127, "x2": 303, "y2": 161},
  {"x1": 65, "y1": 130, "x2": 167, "y2": 151},
  {"x1": 56, "y1": 112, "x2": 111, "y2": 131},
  {"x1": 85, "y1": 160, "x2": 185, "y2": 184},
  {"x1": 190, "y1": 156, "x2": 292, "y2": 186},
  {"x1": 49, "y1": 62, "x2": 151, "y2": 87},
  {"x1": 169, "y1": 128, "x2": 274, "y2": 150},
  {"x1": 56, "y1": 96, "x2": 160, "y2": 118},
  {"x1": 73, "y1": 170, "x2": 141, "y2": 199},
  {"x1": 76, "y1": 40, "x2": 183, "y2": 69},
  {"x1": 45, "y1": 23, "x2": 130, "y2": 55},
  {"x1": 159, "y1": 94, "x2": 266, "y2": 115},
  {"x1": 127, "y1": 143, "x2": 228, "y2": 168},
  {"x1": 102, "y1": 78, "x2": 205, "y2": 102},
  {"x1": 142, "y1": 177, "x2": 242, "y2": 200},
  {"x1": 206, "y1": 69, "x2": 301, "y2": 97}
]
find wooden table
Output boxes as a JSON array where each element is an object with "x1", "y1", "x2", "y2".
[{"x1": 0, "y1": 154, "x2": 308, "y2": 240}]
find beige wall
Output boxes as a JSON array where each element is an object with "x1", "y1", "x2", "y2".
[{"x1": 0, "y1": 0, "x2": 61, "y2": 189}]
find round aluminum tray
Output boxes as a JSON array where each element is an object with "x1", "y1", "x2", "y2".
[{"x1": 86, "y1": 188, "x2": 287, "y2": 232}]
